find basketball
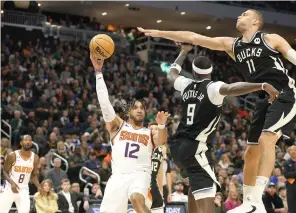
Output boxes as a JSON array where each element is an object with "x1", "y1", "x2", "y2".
[{"x1": 89, "y1": 34, "x2": 115, "y2": 59}]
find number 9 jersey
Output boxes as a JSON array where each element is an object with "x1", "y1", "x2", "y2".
[{"x1": 110, "y1": 122, "x2": 154, "y2": 174}]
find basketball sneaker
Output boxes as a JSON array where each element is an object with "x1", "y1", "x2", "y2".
[{"x1": 227, "y1": 202, "x2": 267, "y2": 213}]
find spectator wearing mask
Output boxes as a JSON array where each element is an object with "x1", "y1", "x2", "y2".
[
  {"x1": 225, "y1": 187, "x2": 241, "y2": 211},
  {"x1": 34, "y1": 179, "x2": 59, "y2": 213},
  {"x1": 263, "y1": 182, "x2": 286, "y2": 213},
  {"x1": 171, "y1": 180, "x2": 188, "y2": 202},
  {"x1": 283, "y1": 145, "x2": 296, "y2": 212},
  {"x1": 58, "y1": 179, "x2": 78, "y2": 213},
  {"x1": 45, "y1": 158, "x2": 68, "y2": 191}
]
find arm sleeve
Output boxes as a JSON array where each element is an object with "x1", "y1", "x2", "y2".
[
  {"x1": 95, "y1": 73, "x2": 116, "y2": 122},
  {"x1": 174, "y1": 76, "x2": 193, "y2": 95},
  {"x1": 207, "y1": 81, "x2": 226, "y2": 105}
]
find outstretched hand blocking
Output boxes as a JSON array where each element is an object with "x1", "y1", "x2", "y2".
[
  {"x1": 137, "y1": 27, "x2": 160, "y2": 37},
  {"x1": 156, "y1": 111, "x2": 170, "y2": 125},
  {"x1": 90, "y1": 54, "x2": 104, "y2": 73}
]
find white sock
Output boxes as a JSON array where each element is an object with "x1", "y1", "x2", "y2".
[
  {"x1": 254, "y1": 176, "x2": 269, "y2": 203},
  {"x1": 243, "y1": 184, "x2": 255, "y2": 203}
]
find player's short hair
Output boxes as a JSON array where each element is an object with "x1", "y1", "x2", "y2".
[
  {"x1": 123, "y1": 99, "x2": 146, "y2": 120},
  {"x1": 250, "y1": 9, "x2": 264, "y2": 29},
  {"x1": 21, "y1": 134, "x2": 31, "y2": 141},
  {"x1": 193, "y1": 56, "x2": 212, "y2": 70}
]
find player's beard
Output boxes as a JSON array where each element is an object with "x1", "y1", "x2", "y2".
[
  {"x1": 23, "y1": 145, "x2": 32, "y2": 151},
  {"x1": 129, "y1": 114, "x2": 144, "y2": 125}
]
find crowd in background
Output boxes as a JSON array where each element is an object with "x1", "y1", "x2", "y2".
[{"x1": 1, "y1": 6, "x2": 296, "y2": 213}]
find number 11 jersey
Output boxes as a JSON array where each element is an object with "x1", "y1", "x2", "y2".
[
  {"x1": 111, "y1": 122, "x2": 154, "y2": 174},
  {"x1": 233, "y1": 31, "x2": 294, "y2": 91}
]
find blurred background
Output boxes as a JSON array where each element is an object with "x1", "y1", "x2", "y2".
[{"x1": 1, "y1": 1, "x2": 296, "y2": 213}]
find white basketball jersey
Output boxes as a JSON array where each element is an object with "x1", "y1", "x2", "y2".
[
  {"x1": 7, "y1": 150, "x2": 34, "y2": 189},
  {"x1": 111, "y1": 122, "x2": 154, "y2": 174}
]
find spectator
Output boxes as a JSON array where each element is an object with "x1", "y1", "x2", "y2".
[
  {"x1": 262, "y1": 182, "x2": 286, "y2": 213},
  {"x1": 219, "y1": 154, "x2": 232, "y2": 169},
  {"x1": 71, "y1": 182, "x2": 89, "y2": 213},
  {"x1": 38, "y1": 157, "x2": 49, "y2": 182},
  {"x1": 283, "y1": 145, "x2": 296, "y2": 212},
  {"x1": 10, "y1": 110, "x2": 23, "y2": 144},
  {"x1": 99, "y1": 161, "x2": 111, "y2": 192},
  {"x1": 89, "y1": 183, "x2": 103, "y2": 200},
  {"x1": 171, "y1": 181, "x2": 188, "y2": 202},
  {"x1": 58, "y1": 179, "x2": 78, "y2": 213},
  {"x1": 83, "y1": 152, "x2": 100, "y2": 182},
  {"x1": 215, "y1": 192, "x2": 226, "y2": 213},
  {"x1": 34, "y1": 179, "x2": 59, "y2": 213},
  {"x1": 0, "y1": 138, "x2": 12, "y2": 158},
  {"x1": 45, "y1": 158, "x2": 68, "y2": 191},
  {"x1": 69, "y1": 146, "x2": 84, "y2": 167},
  {"x1": 225, "y1": 187, "x2": 241, "y2": 211},
  {"x1": 278, "y1": 186, "x2": 288, "y2": 210},
  {"x1": 57, "y1": 141, "x2": 69, "y2": 159}
]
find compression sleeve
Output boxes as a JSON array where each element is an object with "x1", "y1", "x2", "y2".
[{"x1": 96, "y1": 73, "x2": 116, "y2": 122}]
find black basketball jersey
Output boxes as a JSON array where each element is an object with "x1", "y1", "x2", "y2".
[
  {"x1": 151, "y1": 146, "x2": 163, "y2": 187},
  {"x1": 233, "y1": 31, "x2": 295, "y2": 91},
  {"x1": 173, "y1": 79, "x2": 222, "y2": 145}
]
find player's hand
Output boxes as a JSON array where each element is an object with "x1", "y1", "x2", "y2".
[
  {"x1": 156, "y1": 111, "x2": 170, "y2": 125},
  {"x1": 11, "y1": 182, "x2": 19, "y2": 193},
  {"x1": 167, "y1": 193, "x2": 172, "y2": 203},
  {"x1": 137, "y1": 27, "x2": 160, "y2": 37},
  {"x1": 90, "y1": 54, "x2": 104, "y2": 73},
  {"x1": 262, "y1": 83, "x2": 279, "y2": 103},
  {"x1": 176, "y1": 42, "x2": 193, "y2": 52}
]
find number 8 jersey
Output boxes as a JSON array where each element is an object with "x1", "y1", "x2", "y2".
[
  {"x1": 7, "y1": 150, "x2": 35, "y2": 189},
  {"x1": 111, "y1": 122, "x2": 154, "y2": 174}
]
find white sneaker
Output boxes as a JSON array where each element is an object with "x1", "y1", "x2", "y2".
[{"x1": 227, "y1": 202, "x2": 267, "y2": 213}]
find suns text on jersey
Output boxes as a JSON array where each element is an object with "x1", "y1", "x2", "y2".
[
  {"x1": 14, "y1": 166, "x2": 33, "y2": 173},
  {"x1": 237, "y1": 48, "x2": 262, "y2": 62},
  {"x1": 119, "y1": 130, "x2": 150, "y2": 146},
  {"x1": 182, "y1": 90, "x2": 204, "y2": 102}
]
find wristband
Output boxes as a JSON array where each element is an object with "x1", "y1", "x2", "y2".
[
  {"x1": 261, "y1": 83, "x2": 267, "y2": 90},
  {"x1": 158, "y1": 124, "x2": 166, "y2": 129},
  {"x1": 170, "y1": 63, "x2": 182, "y2": 74}
]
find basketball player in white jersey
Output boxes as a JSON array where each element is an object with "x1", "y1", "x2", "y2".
[
  {"x1": 90, "y1": 55, "x2": 169, "y2": 213},
  {"x1": 1, "y1": 135, "x2": 40, "y2": 213}
]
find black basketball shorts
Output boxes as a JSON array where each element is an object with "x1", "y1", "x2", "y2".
[
  {"x1": 247, "y1": 87, "x2": 296, "y2": 145},
  {"x1": 169, "y1": 138, "x2": 219, "y2": 196},
  {"x1": 150, "y1": 184, "x2": 164, "y2": 210}
]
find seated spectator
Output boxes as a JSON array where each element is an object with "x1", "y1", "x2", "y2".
[
  {"x1": 58, "y1": 179, "x2": 78, "y2": 213},
  {"x1": 83, "y1": 152, "x2": 100, "y2": 182},
  {"x1": 225, "y1": 187, "x2": 241, "y2": 211},
  {"x1": 57, "y1": 141, "x2": 69, "y2": 159},
  {"x1": 45, "y1": 158, "x2": 68, "y2": 191},
  {"x1": 99, "y1": 161, "x2": 111, "y2": 192},
  {"x1": 278, "y1": 186, "x2": 288, "y2": 210},
  {"x1": 262, "y1": 182, "x2": 286, "y2": 213},
  {"x1": 89, "y1": 183, "x2": 103, "y2": 200},
  {"x1": 38, "y1": 157, "x2": 49, "y2": 182},
  {"x1": 71, "y1": 182, "x2": 89, "y2": 213},
  {"x1": 0, "y1": 138, "x2": 12, "y2": 158},
  {"x1": 215, "y1": 192, "x2": 226, "y2": 213},
  {"x1": 219, "y1": 154, "x2": 232, "y2": 169},
  {"x1": 171, "y1": 180, "x2": 188, "y2": 202},
  {"x1": 69, "y1": 146, "x2": 84, "y2": 167},
  {"x1": 34, "y1": 179, "x2": 59, "y2": 213}
]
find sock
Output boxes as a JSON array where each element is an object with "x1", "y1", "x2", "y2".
[
  {"x1": 243, "y1": 184, "x2": 255, "y2": 203},
  {"x1": 253, "y1": 176, "x2": 269, "y2": 203}
]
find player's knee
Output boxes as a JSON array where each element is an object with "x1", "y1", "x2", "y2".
[
  {"x1": 130, "y1": 193, "x2": 145, "y2": 207},
  {"x1": 244, "y1": 146, "x2": 260, "y2": 160},
  {"x1": 258, "y1": 132, "x2": 278, "y2": 148}
]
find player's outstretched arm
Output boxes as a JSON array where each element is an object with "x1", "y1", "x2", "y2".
[
  {"x1": 31, "y1": 154, "x2": 40, "y2": 189},
  {"x1": 138, "y1": 27, "x2": 235, "y2": 56},
  {"x1": 90, "y1": 55, "x2": 123, "y2": 134},
  {"x1": 154, "y1": 111, "x2": 170, "y2": 147},
  {"x1": 3, "y1": 152, "x2": 19, "y2": 193},
  {"x1": 167, "y1": 44, "x2": 192, "y2": 86},
  {"x1": 265, "y1": 34, "x2": 296, "y2": 66},
  {"x1": 220, "y1": 82, "x2": 279, "y2": 103}
]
